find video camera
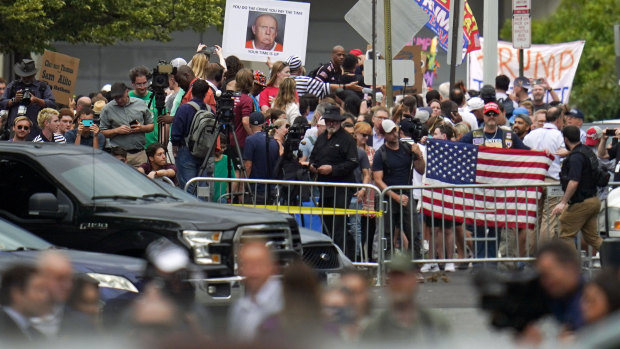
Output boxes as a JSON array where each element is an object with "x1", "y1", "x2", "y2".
[
  {"x1": 149, "y1": 61, "x2": 176, "y2": 115},
  {"x1": 473, "y1": 269, "x2": 549, "y2": 332},
  {"x1": 285, "y1": 122, "x2": 310, "y2": 152},
  {"x1": 401, "y1": 116, "x2": 427, "y2": 143},
  {"x1": 214, "y1": 90, "x2": 240, "y2": 127}
]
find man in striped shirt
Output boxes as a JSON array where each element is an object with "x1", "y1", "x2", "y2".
[
  {"x1": 284, "y1": 55, "x2": 363, "y2": 99},
  {"x1": 32, "y1": 108, "x2": 66, "y2": 143}
]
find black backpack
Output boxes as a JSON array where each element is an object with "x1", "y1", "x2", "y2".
[
  {"x1": 562, "y1": 145, "x2": 610, "y2": 189},
  {"x1": 497, "y1": 97, "x2": 514, "y2": 119}
]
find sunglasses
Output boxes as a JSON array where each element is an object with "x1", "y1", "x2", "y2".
[
  {"x1": 360, "y1": 133, "x2": 371, "y2": 137},
  {"x1": 16, "y1": 125, "x2": 30, "y2": 130},
  {"x1": 285, "y1": 124, "x2": 290, "y2": 128},
  {"x1": 485, "y1": 112, "x2": 499, "y2": 117}
]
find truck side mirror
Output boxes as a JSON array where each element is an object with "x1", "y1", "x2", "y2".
[{"x1": 29, "y1": 193, "x2": 66, "y2": 219}]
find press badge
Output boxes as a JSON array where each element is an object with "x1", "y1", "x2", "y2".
[{"x1": 473, "y1": 138, "x2": 484, "y2": 145}]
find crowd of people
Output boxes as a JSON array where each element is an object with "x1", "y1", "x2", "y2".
[
  {"x1": 1, "y1": 239, "x2": 619, "y2": 347},
  {"x1": 0, "y1": 43, "x2": 616, "y2": 268}
]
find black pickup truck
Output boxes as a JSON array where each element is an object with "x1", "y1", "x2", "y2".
[{"x1": 0, "y1": 143, "x2": 307, "y2": 304}]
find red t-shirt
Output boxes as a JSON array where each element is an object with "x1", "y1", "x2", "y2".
[
  {"x1": 181, "y1": 78, "x2": 217, "y2": 111},
  {"x1": 258, "y1": 86, "x2": 279, "y2": 110}
]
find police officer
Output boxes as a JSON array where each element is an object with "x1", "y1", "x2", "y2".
[
  {"x1": 308, "y1": 105, "x2": 359, "y2": 257},
  {"x1": 0, "y1": 59, "x2": 56, "y2": 140}
]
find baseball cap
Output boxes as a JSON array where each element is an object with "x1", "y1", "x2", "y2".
[
  {"x1": 101, "y1": 84, "x2": 112, "y2": 92},
  {"x1": 514, "y1": 76, "x2": 531, "y2": 89},
  {"x1": 249, "y1": 111, "x2": 265, "y2": 125},
  {"x1": 585, "y1": 126, "x2": 603, "y2": 146},
  {"x1": 285, "y1": 55, "x2": 302, "y2": 71},
  {"x1": 567, "y1": 108, "x2": 585, "y2": 120},
  {"x1": 483, "y1": 102, "x2": 500, "y2": 115},
  {"x1": 479, "y1": 85, "x2": 496, "y2": 101},
  {"x1": 467, "y1": 97, "x2": 485, "y2": 111},
  {"x1": 513, "y1": 107, "x2": 529, "y2": 116},
  {"x1": 388, "y1": 252, "x2": 415, "y2": 273},
  {"x1": 380, "y1": 119, "x2": 397, "y2": 134},
  {"x1": 415, "y1": 107, "x2": 431, "y2": 123},
  {"x1": 349, "y1": 49, "x2": 364, "y2": 56},
  {"x1": 109, "y1": 82, "x2": 128, "y2": 99},
  {"x1": 170, "y1": 57, "x2": 187, "y2": 68}
]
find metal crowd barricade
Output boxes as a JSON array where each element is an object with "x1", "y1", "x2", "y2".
[
  {"x1": 380, "y1": 182, "x2": 571, "y2": 269},
  {"x1": 184, "y1": 177, "x2": 385, "y2": 284}
]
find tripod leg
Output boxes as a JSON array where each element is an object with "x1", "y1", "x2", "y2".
[
  {"x1": 229, "y1": 127, "x2": 253, "y2": 203},
  {"x1": 194, "y1": 128, "x2": 222, "y2": 198}
]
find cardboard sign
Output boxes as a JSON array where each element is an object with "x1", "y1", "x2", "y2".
[
  {"x1": 222, "y1": 0, "x2": 311, "y2": 63},
  {"x1": 38, "y1": 50, "x2": 80, "y2": 104},
  {"x1": 394, "y1": 45, "x2": 423, "y2": 92}
]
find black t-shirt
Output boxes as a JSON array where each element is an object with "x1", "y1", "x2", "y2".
[
  {"x1": 563, "y1": 145, "x2": 596, "y2": 203},
  {"x1": 354, "y1": 147, "x2": 370, "y2": 183},
  {"x1": 372, "y1": 143, "x2": 414, "y2": 186}
]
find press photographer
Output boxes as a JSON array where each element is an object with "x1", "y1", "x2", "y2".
[{"x1": 0, "y1": 59, "x2": 56, "y2": 140}]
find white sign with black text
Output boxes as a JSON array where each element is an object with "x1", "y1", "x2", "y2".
[{"x1": 222, "y1": 0, "x2": 311, "y2": 63}]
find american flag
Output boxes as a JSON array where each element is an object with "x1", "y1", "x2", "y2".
[{"x1": 421, "y1": 139, "x2": 553, "y2": 229}]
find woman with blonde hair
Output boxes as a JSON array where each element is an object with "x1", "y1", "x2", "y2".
[
  {"x1": 272, "y1": 78, "x2": 301, "y2": 123},
  {"x1": 353, "y1": 121, "x2": 377, "y2": 259},
  {"x1": 454, "y1": 122, "x2": 471, "y2": 141},
  {"x1": 269, "y1": 118, "x2": 289, "y2": 156},
  {"x1": 259, "y1": 61, "x2": 291, "y2": 112},
  {"x1": 189, "y1": 44, "x2": 227, "y2": 80}
]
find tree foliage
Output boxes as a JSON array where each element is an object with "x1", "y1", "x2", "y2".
[
  {"x1": 0, "y1": 0, "x2": 224, "y2": 55},
  {"x1": 500, "y1": 0, "x2": 620, "y2": 121}
]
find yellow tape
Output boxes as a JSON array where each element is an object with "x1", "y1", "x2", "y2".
[{"x1": 232, "y1": 204, "x2": 383, "y2": 217}]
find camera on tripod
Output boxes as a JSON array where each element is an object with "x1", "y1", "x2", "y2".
[
  {"x1": 284, "y1": 122, "x2": 309, "y2": 152},
  {"x1": 214, "y1": 90, "x2": 240, "y2": 126},
  {"x1": 149, "y1": 61, "x2": 176, "y2": 115}
]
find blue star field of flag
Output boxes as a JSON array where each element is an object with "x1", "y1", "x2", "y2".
[{"x1": 426, "y1": 140, "x2": 478, "y2": 184}]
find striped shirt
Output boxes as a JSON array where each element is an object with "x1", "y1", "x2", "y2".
[
  {"x1": 33, "y1": 133, "x2": 66, "y2": 143},
  {"x1": 292, "y1": 75, "x2": 330, "y2": 98}
]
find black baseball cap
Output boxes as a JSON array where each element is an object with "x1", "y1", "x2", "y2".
[{"x1": 249, "y1": 111, "x2": 265, "y2": 125}]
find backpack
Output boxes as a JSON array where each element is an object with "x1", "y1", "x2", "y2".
[
  {"x1": 307, "y1": 63, "x2": 325, "y2": 78},
  {"x1": 570, "y1": 146, "x2": 610, "y2": 188},
  {"x1": 184, "y1": 101, "x2": 217, "y2": 158},
  {"x1": 497, "y1": 97, "x2": 514, "y2": 119},
  {"x1": 379, "y1": 141, "x2": 416, "y2": 182}
]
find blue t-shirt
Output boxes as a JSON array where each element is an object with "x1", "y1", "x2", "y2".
[
  {"x1": 460, "y1": 128, "x2": 530, "y2": 150},
  {"x1": 243, "y1": 132, "x2": 279, "y2": 179},
  {"x1": 372, "y1": 143, "x2": 412, "y2": 186}
]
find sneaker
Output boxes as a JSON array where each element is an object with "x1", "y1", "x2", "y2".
[
  {"x1": 457, "y1": 262, "x2": 469, "y2": 270},
  {"x1": 420, "y1": 263, "x2": 439, "y2": 273},
  {"x1": 445, "y1": 263, "x2": 456, "y2": 272}
]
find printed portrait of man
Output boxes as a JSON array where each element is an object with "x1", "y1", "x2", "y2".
[{"x1": 245, "y1": 12, "x2": 285, "y2": 52}]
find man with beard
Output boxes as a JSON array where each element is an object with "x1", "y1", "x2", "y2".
[
  {"x1": 512, "y1": 109, "x2": 532, "y2": 140},
  {"x1": 531, "y1": 79, "x2": 559, "y2": 112},
  {"x1": 309, "y1": 105, "x2": 359, "y2": 257},
  {"x1": 362, "y1": 252, "x2": 448, "y2": 342}
]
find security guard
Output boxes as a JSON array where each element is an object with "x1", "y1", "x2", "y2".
[{"x1": 309, "y1": 105, "x2": 358, "y2": 257}]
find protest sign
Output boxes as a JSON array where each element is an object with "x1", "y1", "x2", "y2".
[
  {"x1": 468, "y1": 39, "x2": 585, "y2": 103},
  {"x1": 222, "y1": 0, "x2": 310, "y2": 63},
  {"x1": 38, "y1": 50, "x2": 80, "y2": 104}
]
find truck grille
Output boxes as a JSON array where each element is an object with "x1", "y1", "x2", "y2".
[
  {"x1": 233, "y1": 224, "x2": 299, "y2": 271},
  {"x1": 302, "y1": 244, "x2": 340, "y2": 269}
]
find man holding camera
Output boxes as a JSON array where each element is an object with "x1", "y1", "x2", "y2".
[
  {"x1": 100, "y1": 82, "x2": 154, "y2": 168},
  {"x1": 0, "y1": 59, "x2": 56, "y2": 140},
  {"x1": 64, "y1": 107, "x2": 105, "y2": 149}
]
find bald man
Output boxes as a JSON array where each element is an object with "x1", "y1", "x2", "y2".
[
  {"x1": 316, "y1": 45, "x2": 346, "y2": 83},
  {"x1": 245, "y1": 14, "x2": 283, "y2": 52},
  {"x1": 228, "y1": 241, "x2": 282, "y2": 341},
  {"x1": 31, "y1": 251, "x2": 96, "y2": 338},
  {"x1": 75, "y1": 96, "x2": 92, "y2": 115}
]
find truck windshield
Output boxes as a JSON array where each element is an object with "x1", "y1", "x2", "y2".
[{"x1": 38, "y1": 152, "x2": 190, "y2": 203}]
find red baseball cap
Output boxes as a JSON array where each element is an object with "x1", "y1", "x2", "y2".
[
  {"x1": 483, "y1": 102, "x2": 500, "y2": 115},
  {"x1": 349, "y1": 49, "x2": 364, "y2": 56}
]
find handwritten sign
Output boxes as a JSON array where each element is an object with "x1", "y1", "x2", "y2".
[
  {"x1": 38, "y1": 50, "x2": 80, "y2": 104},
  {"x1": 468, "y1": 39, "x2": 585, "y2": 104}
]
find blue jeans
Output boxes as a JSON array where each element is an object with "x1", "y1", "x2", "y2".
[
  {"x1": 347, "y1": 196, "x2": 363, "y2": 260},
  {"x1": 468, "y1": 224, "x2": 500, "y2": 259},
  {"x1": 175, "y1": 146, "x2": 203, "y2": 193}
]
